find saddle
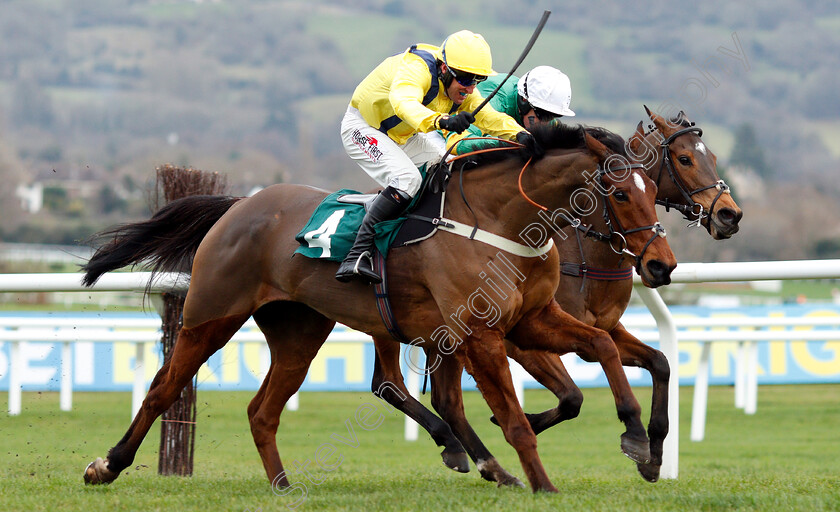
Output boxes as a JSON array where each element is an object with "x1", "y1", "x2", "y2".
[{"x1": 294, "y1": 162, "x2": 448, "y2": 261}]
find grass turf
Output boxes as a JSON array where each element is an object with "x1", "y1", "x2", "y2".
[{"x1": 1, "y1": 385, "x2": 838, "y2": 511}]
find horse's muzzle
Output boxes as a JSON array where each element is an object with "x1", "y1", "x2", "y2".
[
  {"x1": 643, "y1": 259, "x2": 675, "y2": 288},
  {"x1": 709, "y1": 207, "x2": 743, "y2": 239}
]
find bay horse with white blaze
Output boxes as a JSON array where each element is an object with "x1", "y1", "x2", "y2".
[
  {"x1": 369, "y1": 107, "x2": 742, "y2": 485},
  {"x1": 81, "y1": 123, "x2": 676, "y2": 493}
]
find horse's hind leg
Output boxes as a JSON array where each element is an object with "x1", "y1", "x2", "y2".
[
  {"x1": 248, "y1": 302, "x2": 334, "y2": 487},
  {"x1": 84, "y1": 313, "x2": 250, "y2": 484},
  {"x1": 610, "y1": 322, "x2": 670, "y2": 482},
  {"x1": 370, "y1": 338, "x2": 470, "y2": 473},
  {"x1": 491, "y1": 343, "x2": 584, "y2": 435}
]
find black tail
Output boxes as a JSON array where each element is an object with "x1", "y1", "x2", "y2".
[{"x1": 81, "y1": 195, "x2": 241, "y2": 287}]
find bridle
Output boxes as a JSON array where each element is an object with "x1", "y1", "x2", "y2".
[
  {"x1": 596, "y1": 163, "x2": 667, "y2": 272},
  {"x1": 652, "y1": 124, "x2": 731, "y2": 228},
  {"x1": 517, "y1": 158, "x2": 667, "y2": 273}
]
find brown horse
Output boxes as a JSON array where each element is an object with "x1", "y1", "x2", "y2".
[
  {"x1": 369, "y1": 108, "x2": 742, "y2": 486},
  {"x1": 80, "y1": 122, "x2": 676, "y2": 493},
  {"x1": 517, "y1": 108, "x2": 742, "y2": 481}
]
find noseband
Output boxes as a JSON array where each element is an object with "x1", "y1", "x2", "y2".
[{"x1": 654, "y1": 124, "x2": 731, "y2": 228}]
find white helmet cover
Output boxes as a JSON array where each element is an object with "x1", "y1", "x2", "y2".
[{"x1": 517, "y1": 66, "x2": 575, "y2": 117}]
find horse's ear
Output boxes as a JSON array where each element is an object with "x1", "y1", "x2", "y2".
[
  {"x1": 635, "y1": 121, "x2": 645, "y2": 136},
  {"x1": 583, "y1": 131, "x2": 610, "y2": 162},
  {"x1": 629, "y1": 121, "x2": 645, "y2": 152},
  {"x1": 646, "y1": 108, "x2": 673, "y2": 136},
  {"x1": 678, "y1": 110, "x2": 694, "y2": 126},
  {"x1": 644, "y1": 105, "x2": 653, "y2": 118}
]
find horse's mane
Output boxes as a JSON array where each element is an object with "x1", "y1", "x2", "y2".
[
  {"x1": 453, "y1": 122, "x2": 631, "y2": 170},
  {"x1": 457, "y1": 123, "x2": 586, "y2": 168},
  {"x1": 530, "y1": 122, "x2": 587, "y2": 151},
  {"x1": 582, "y1": 126, "x2": 628, "y2": 158}
]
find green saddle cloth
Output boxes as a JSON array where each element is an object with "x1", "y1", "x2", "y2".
[
  {"x1": 295, "y1": 165, "x2": 429, "y2": 261},
  {"x1": 293, "y1": 189, "x2": 408, "y2": 261}
]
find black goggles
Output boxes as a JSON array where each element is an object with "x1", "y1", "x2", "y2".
[{"x1": 448, "y1": 67, "x2": 487, "y2": 87}]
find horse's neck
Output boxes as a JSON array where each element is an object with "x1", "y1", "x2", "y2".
[{"x1": 443, "y1": 153, "x2": 589, "y2": 242}]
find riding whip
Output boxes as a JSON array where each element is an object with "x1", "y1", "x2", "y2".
[{"x1": 471, "y1": 10, "x2": 551, "y2": 117}]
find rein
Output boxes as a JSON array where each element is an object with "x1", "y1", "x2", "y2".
[
  {"x1": 653, "y1": 124, "x2": 731, "y2": 227},
  {"x1": 434, "y1": 137, "x2": 664, "y2": 271}
]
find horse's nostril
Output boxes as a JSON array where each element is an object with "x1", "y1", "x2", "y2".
[
  {"x1": 646, "y1": 260, "x2": 666, "y2": 278},
  {"x1": 717, "y1": 207, "x2": 742, "y2": 226}
]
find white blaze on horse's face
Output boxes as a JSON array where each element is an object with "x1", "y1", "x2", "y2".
[
  {"x1": 632, "y1": 171, "x2": 646, "y2": 194},
  {"x1": 695, "y1": 142, "x2": 707, "y2": 155}
]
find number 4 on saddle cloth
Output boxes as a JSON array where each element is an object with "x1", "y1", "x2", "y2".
[
  {"x1": 295, "y1": 164, "x2": 446, "y2": 342},
  {"x1": 294, "y1": 164, "x2": 442, "y2": 261}
]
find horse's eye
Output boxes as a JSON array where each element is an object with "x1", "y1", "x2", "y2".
[
  {"x1": 613, "y1": 190, "x2": 628, "y2": 202},
  {"x1": 678, "y1": 156, "x2": 692, "y2": 166}
]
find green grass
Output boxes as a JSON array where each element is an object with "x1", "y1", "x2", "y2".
[{"x1": 1, "y1": 385, "x2": 838, "y2": 511}]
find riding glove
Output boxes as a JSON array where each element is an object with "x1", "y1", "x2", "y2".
[
  {"x1": 438, "y1": 112, "x2": 475, "y2": 134},
  {"x1": 516, "y1": 130, "x2": 545, "y2": 159}
]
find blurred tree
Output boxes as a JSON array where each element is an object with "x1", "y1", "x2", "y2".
[
  {"x1": 729, "y1": 123, "x2": 771, "y2": 178},
  {"x1": 813, "y1": 238, "x2": 840, "y2": 258},
  {"x1": 10, "y1": 78, "x2": 55, "y2": 130},
  {"x1": 42, "y1": 186, "x2": 69, "y2": 213},
  {"x1": 98, "y1": 184, "x2": 127, "y2": 214}
]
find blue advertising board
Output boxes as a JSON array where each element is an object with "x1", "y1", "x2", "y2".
[{"x1": 1, "y1": 304, "x2": 839, "y2": 392}]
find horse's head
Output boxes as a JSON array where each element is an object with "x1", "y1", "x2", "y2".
[
  {"x1": 629, "y1": 107, "x2": 743, "y2": 240},
  {"x1": 584, "y1": 131, "x2": 677, "y2": 288}
]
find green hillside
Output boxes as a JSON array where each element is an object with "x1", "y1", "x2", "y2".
[{"x1": 1, "y1": 0, "x2": 839, "y2": 259}]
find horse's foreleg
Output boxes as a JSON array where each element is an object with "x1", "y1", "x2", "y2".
[
  {"x1": 427, "y1": 350, "x2": 524, "y2": 488},
  {"x1": 370, "y1": 338, "x2": 469, "y2": 473},
  {"x1": 84, "y1": 314, "x2": 249, "y2": 484},
  {"x1": 248, "y1": 302, "x2": 333, "y2": 488},
  {"x1": 497, "y1": 342, "x2": 584, "y2": 435},
  {"x1": 610, "y1": 322, "x2": 670, "y2": 482},
  {"x1": 508, "y1": 301, "x2": 650, "y2": 465},
  {"x1": 461, "y1": 335, "x2": 556, "y2": 493}
]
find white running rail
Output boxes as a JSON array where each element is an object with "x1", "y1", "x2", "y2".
[{"x1": 1, "y1": 259, "x2": 839, "y2": 482}]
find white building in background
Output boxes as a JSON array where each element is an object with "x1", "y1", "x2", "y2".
[{"x1": 15, "y1": 183, "x2": 43, "y2": 213}]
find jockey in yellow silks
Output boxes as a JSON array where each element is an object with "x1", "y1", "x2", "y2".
[{"x1": 337, "y1": 30, "x2": 535, "y2": 284}]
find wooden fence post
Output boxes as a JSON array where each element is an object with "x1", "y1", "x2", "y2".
[{"x1": 152, "y1": 164, "x2": 228, "y2": 476}]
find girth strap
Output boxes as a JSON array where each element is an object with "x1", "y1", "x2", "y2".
[{"x1": 372, "y1": 250, "x2": 410, "y2": 343}]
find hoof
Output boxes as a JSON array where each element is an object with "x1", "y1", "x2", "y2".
[
  {"x1": 620, "y1": 434, "x2": 651, "y2": 465},
  {"x1": 477, "y1": 458, "x2": 525, "y2": 488},
  {"x1": 637, "y1": 462, "x2": 661, "y2": 482},
  {"x1": 84, "y1": 457, "x2": 118, "y2": 485},
  {"x1": 441, "y1": 449, "x2": 470, "y2": 473},
  {"x1": 496, "y1": 474, "x2": 526, "y2": 489}
]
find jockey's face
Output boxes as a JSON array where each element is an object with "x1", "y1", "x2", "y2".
[
  {"x1": 442, "y1": 64, "x2": 476, "y2": 105},
  {"x1": 522, "y1": 106, "x2": 561, "y2": 130},
  {"x1": 445, "y1": 80, "x2": 475, "y2": 105}
]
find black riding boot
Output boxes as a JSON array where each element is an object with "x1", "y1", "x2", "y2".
[{"x1": 335, "y1": 186, "x2": 411, "y2": 284}]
